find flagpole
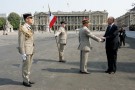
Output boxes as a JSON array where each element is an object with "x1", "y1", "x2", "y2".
[
  {"x1": 48, "y1": 4, "x2": 60, "y2": 58},
  {"x1": 48, "y1": 4, "x2": 52, "y2": 33},
  {"x1": 55, "y1": 36, "x2": 60, "y2": 59},
  {"x1": 48, "y1": 19, "x2": 51, "y2": 33}
]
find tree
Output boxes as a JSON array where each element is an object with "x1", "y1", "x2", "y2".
[
  {"x1": 0, "y1": 17, "x2": 6, "y2": 30},
  {"x1": 8, "y1": 12, "x2": 20, "y2": 30}
]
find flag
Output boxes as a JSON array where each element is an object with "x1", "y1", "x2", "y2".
[{"x1": 49, "y1": 10, "x2": 57, "y2": 28}]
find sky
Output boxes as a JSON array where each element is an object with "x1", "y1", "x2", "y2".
[{"x1": 0, "y1": 0, "x2": 135, "y2": 18}]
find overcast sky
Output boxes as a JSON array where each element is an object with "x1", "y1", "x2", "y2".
[{"x1": 0, "y1": 0, "x2": 135, "y2": 18}]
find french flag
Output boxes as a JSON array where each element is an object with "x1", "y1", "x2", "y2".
[{"x1": 49, "y1": 12, "x2": 57, "y2": 28}]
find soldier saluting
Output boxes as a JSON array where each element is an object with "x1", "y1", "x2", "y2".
[
  {"x1": 18, "y1": 13, "x2": 35, "y2": 87},
  {"x1": 55, "y1": 21, "x2": 67, "y2": 63}
]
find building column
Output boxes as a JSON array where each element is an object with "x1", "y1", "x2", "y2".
[
  {"x1": 66, "y1": 16, "x2": 68, "y2": 30},
  {"x1": 99, "y1": 15, "x2": 100, "y2": 31},
  {"x1": 73, "y1": 16, "x2": 75, "y2": 30},
  {"x1": 77, "y1": 16, "x2": 78, "y2": 29},
  {"x1": 70, "y1": 16, "x2": 71, "y2": 30},
  {"x1": 91, "y1": 15, "x2": 93, "y2": 31}
]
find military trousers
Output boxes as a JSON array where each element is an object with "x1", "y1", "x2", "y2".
[
  {"x1": 59, "y1": 44, "x2": 66, "y2": 61},
  {"x1": 22, "y1": 54, "x2": 33, "y2": 83},
  {"x1": 80, "y1": 50, "x2": 89, "y2": 72}
]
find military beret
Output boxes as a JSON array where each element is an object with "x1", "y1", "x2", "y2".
[
  {"x1": 23, "y1": 13, "x2": 32, "y2": 20},
  {"x1": 82, "y1": 19, "x2": 89, "y2": 24},
  {"x1": 60, "y1": 21, "x2": 66, "y2": 24}
]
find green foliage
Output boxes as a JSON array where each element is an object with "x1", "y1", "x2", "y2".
[
  {"x1": 0, "y1": 17, "x2": 6, "y2": 30},
  {"x1": 8, "y1": 12, "x2": 20, "y2": 30}
]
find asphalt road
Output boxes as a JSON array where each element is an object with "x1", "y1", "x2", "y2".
[{"x1": 0, "y1": 31, "x2": 135, "y2": 90}]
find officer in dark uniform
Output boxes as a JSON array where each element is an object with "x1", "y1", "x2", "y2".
[{"x1": 119, "y1": 27, "x2": 126, "y2": 48}]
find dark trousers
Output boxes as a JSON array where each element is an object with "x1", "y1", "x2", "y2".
[
  {"x1": 120, "y1": 37, "x2": 125, "y2": 46},
  {"x1": 106, "y1": 49, "x2": 118, "y2": 72}
]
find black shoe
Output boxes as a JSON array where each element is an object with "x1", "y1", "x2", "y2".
[
  {"x1": 29, "y1": 81, "x2": 35, "y2": 84},
  {"x1": 79, "y1": 71, "x2": 90, "y2": 74},
  {"x1": 108, "y1": 71, "x2": 115, "y2": 74},
  {"x1": 105, "y1": 70, "x2": 110, "y2": 73},
  {"x1": 23, "y1": 82, "x2": 32, "y2": 87},
  {"x1": 59, "y1": 60, "x2": 66, "y2": 63}
]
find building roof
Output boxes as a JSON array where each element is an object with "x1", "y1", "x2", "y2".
[
  {"x1": 34, "y1": 11, "x2": 108, "y2": 16},
  {"x1": 130, "y1": 7, "x2": 135, "y2": 11},
  {"x1": 0, "y1": 13, "x2": 6, "y2": 18}
]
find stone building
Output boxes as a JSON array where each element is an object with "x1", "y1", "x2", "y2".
[
  {"x1": 116, "y1": 7, "x2": 135, "y2": 28},
  {"x1": 33, "y1": 10, "x2": 108, "y2": 31},
  {"x1": 0, "y1": 13, "x2": 6, "y2": 18}
]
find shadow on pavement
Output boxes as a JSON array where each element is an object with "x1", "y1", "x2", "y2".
[
  {"x1": 128, "y1": 77, "x2": 135, "y2": 81},
  {"x1": 66, "y1": 61, "x2": 135, "y2": 73},
  {"x1": 33, "y1": 59, "x2": 58, "y2": 64},
  {"x1": 117, "y1": 62, "x2": 135, "y2": 73},
  {"x1": 12, "y1": 64, "x2": 20, "y2": 68},
  {"x1": 124, "y1": 37, "x2": 135, "y2": 49},
  {"x1": 42, "y1": 68, "x2": 79, "y2": 74},
  {"x1": 0, "y1": 78, "x2": 21, "y2": 86},
  {"x1": 34, "y1": 59, "x2": 135, "y2": 73}
]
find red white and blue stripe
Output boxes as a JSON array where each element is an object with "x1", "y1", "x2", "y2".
[{"x1": 49, "y1": 12, "x2": 57, "y2": 28}]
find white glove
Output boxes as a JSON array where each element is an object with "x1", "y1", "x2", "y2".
[
  {"x1": 55, "y1": 34, "x2": 58, "y2": 37},
  {"x1": 21, "y1": 54, "x2": 27, "y2": 60},
  {"x1": 55, "y1": 32, "x2": 60, "y2": 37}
]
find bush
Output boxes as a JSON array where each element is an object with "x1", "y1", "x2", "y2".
[
  {"x1": 0, "y1": 17, "x2": 6, "y2": 30},
  {"x1": 8, "y1": 12, "x2": 20, "y2": 30}
]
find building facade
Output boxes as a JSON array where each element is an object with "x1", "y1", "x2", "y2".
[
  {"x1": 0, "y1": 13, "x2": 7, "y2": 18},
  {"x1": 116, "y1": 7, "x2": 135, "y2": 29},
  {"x1": 33, "y1": 10, "x2": 108, "y2": 31}
]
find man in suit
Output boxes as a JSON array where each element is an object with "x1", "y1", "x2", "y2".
[
  {"x1": 119, "y1": 27, "x2": 126, "y2": 48},
  {"x1": 78, "y1": 19, "x2": 102, "y2": 74},
  {"x1": 102, "y1": 17, "x2": 119, "y2": 74},
  {"x1": 18, "y1": 13, "x2": 35, "y2": 87},
  {"x1": 55, "y1": 21, "x2": 67, "y2": 63}
]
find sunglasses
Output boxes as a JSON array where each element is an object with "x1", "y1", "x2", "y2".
[{"x1": 27, "y1": 17, "x2": 33, "y2": 19}]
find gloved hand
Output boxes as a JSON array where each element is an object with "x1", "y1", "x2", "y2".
[
  {"x1": 55, "y1": 34, "x2": 58, "y2": 37},
  {"x1": 21, "y1": 54, "x2": 27, "y2": 60}
]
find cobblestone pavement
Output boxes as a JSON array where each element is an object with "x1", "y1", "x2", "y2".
[{"x1": 0, "y1": 31, "x2": 135, "y2": 90}]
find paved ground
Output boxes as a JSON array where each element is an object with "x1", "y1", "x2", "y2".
[
  {"x1": 0, "y1": 31, "x2": 135, "y2": 90},
  {"x1": 126, "y1": 31, "x2": 135, "y2": 38}
]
